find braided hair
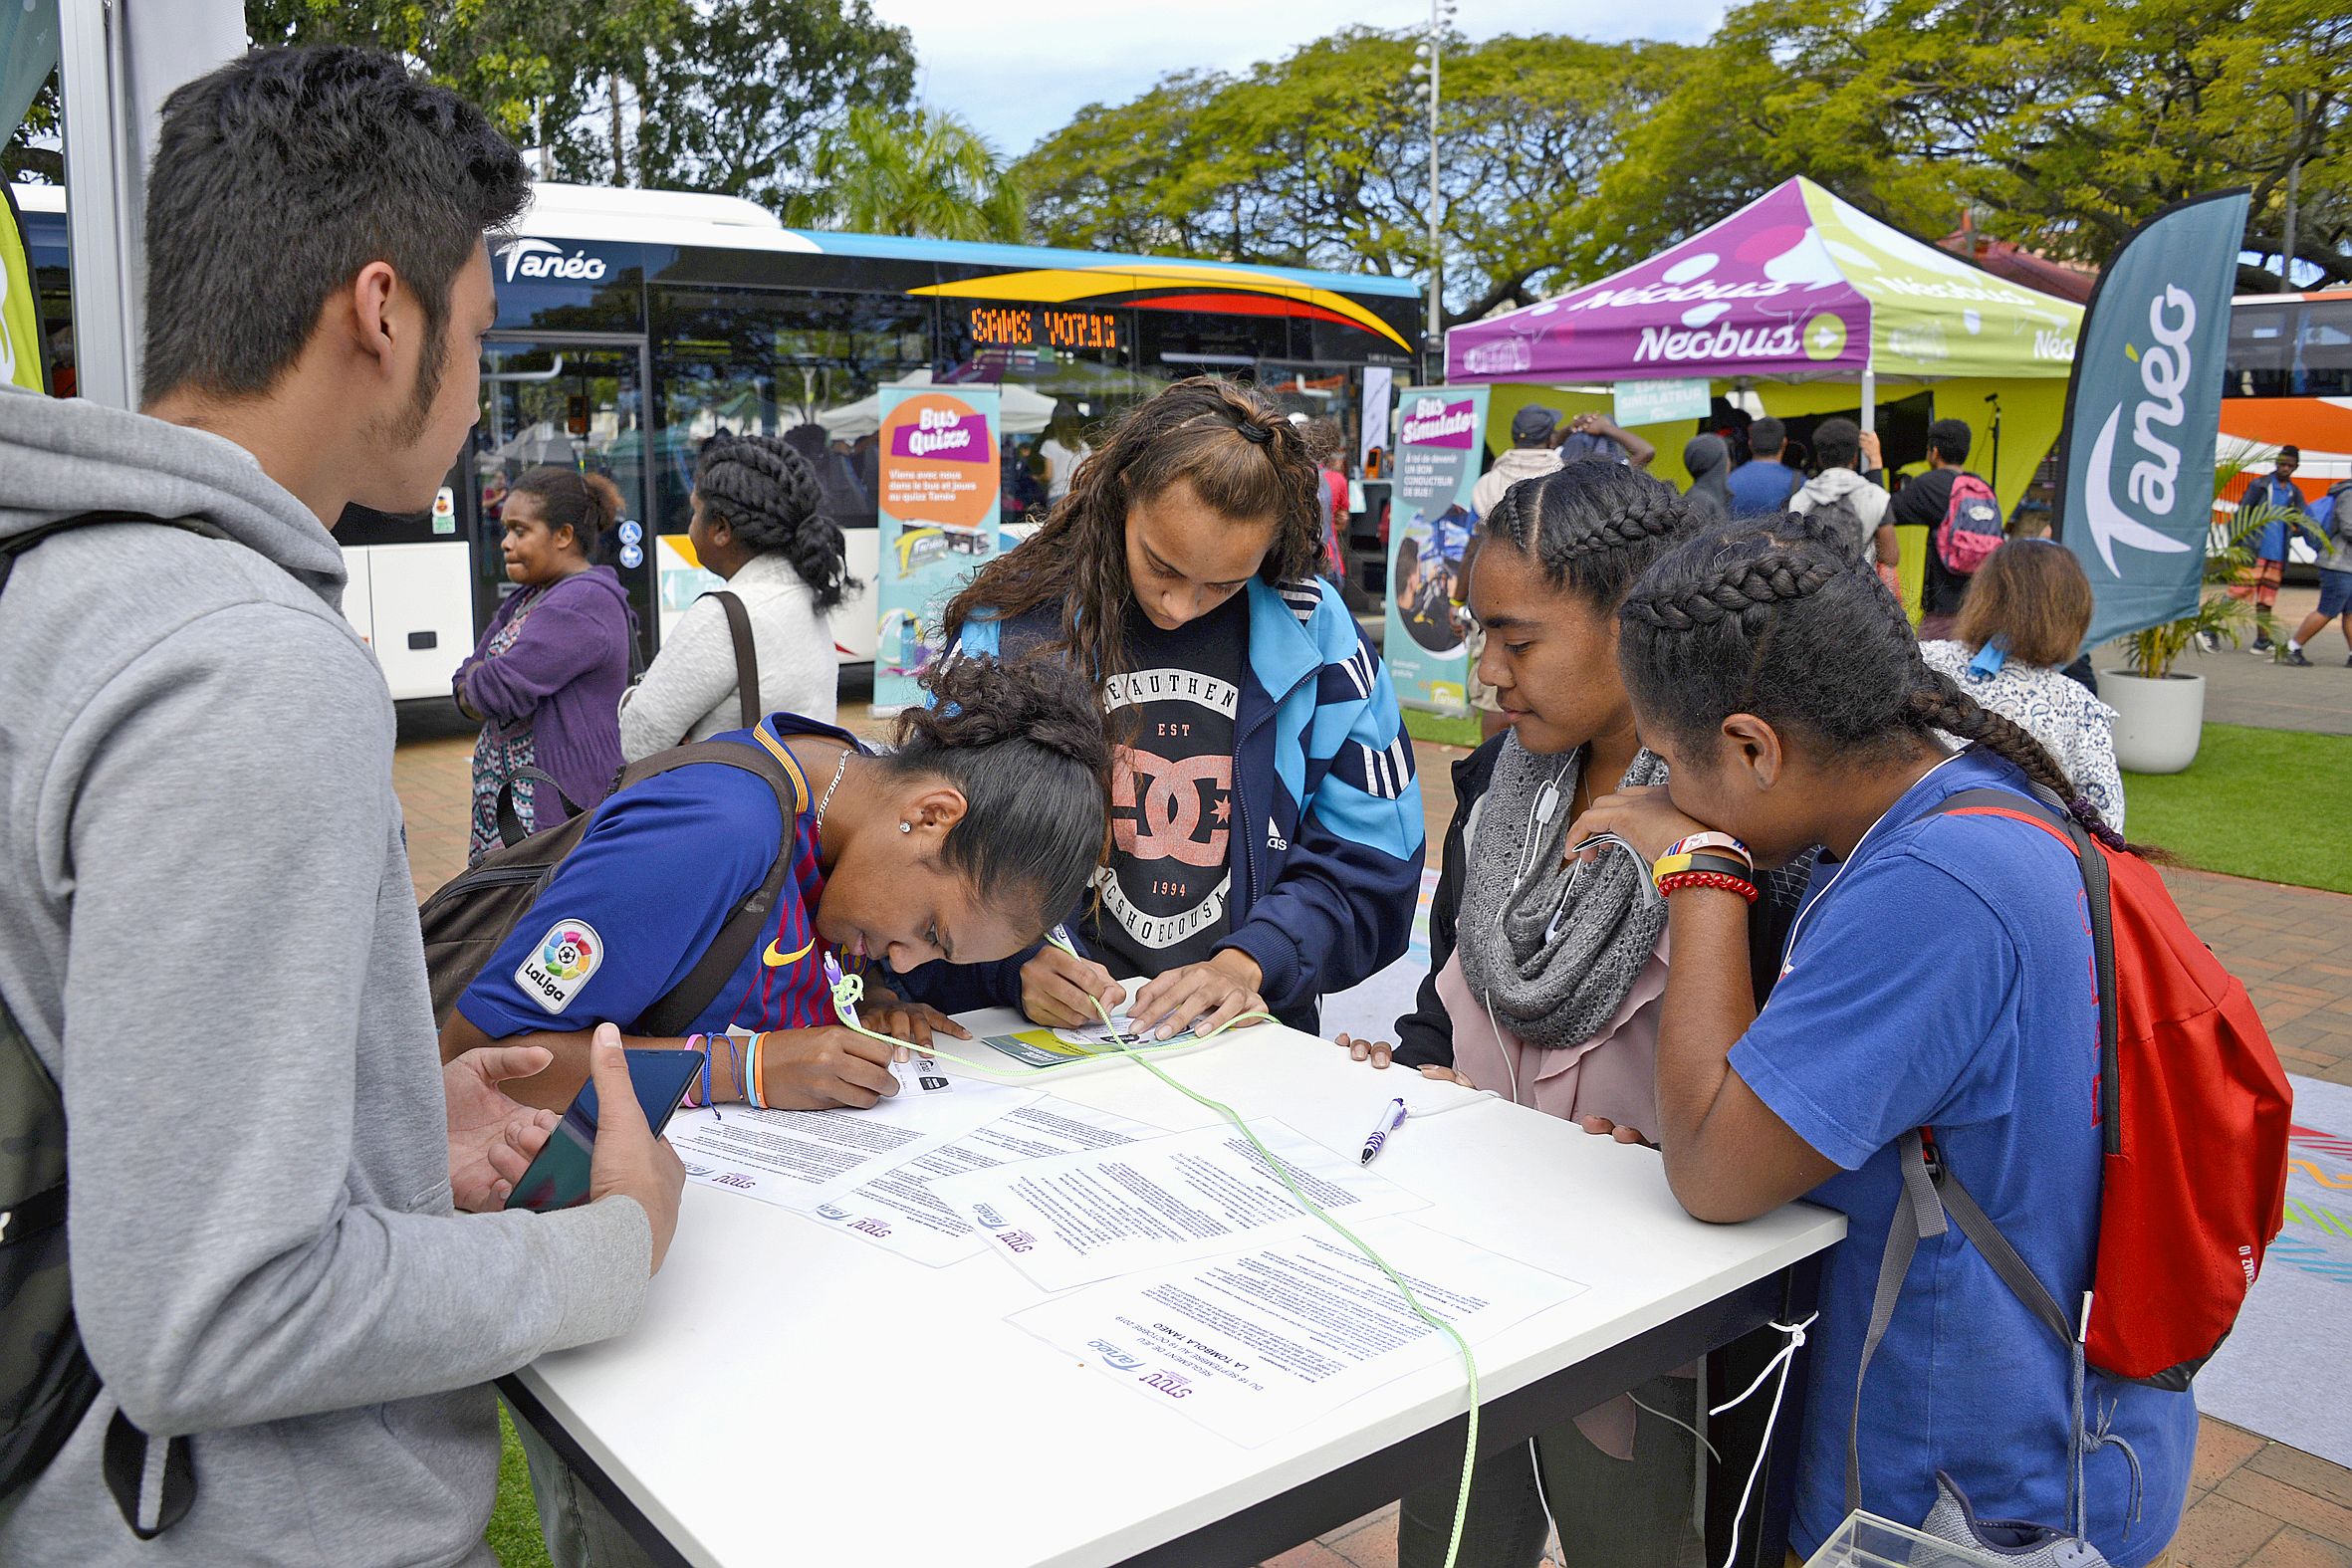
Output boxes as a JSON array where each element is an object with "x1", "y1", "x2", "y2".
[
  {"x1": 1480, "y1": 460, "x2": 1699, "y2": 609},
  {"x1": 1617, "y1": 518, "x2": 2133, "y2": 852},
  {"x1": 695, "y1": 433, "x2": 855, "y2": 611},
  {"x1": 941, "y1": 376, "x2": 1323, "y2": 682}
]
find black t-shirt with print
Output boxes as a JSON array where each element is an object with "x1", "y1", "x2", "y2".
[{"x1": 1082, "y1": 592, "x2": 1249, "y2": 982}]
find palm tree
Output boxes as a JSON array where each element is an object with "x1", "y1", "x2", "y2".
[{"x1": 788, "y1": 106, "x2": 1025, "y2": 243}]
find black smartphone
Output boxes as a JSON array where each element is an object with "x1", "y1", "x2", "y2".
[{"x1": 503, "y1": 1048, "x2": 704, "y2": 1213}]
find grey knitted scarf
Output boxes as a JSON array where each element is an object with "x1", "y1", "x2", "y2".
[{"x1": 1456, "y1": 735, "x2": 1672, "y2": 1050}]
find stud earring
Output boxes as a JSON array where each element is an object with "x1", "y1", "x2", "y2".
[{"x1": 899, "y1": 821, "x2": 912, "y2": 833}]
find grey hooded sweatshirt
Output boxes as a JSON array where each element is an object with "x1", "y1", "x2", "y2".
[{"x1": 0, "y1": 387, "x2": 649, "y2": 1565}]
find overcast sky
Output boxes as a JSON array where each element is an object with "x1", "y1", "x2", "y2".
[{"x1": 864, "y1": 0, "x2": 1734, "y2": 156}]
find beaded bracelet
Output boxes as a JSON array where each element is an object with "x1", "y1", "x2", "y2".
[{"x1": 1658, "y1": 868, "x2": 1759, "y2": 904}]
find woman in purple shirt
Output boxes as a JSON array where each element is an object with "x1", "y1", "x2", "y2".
[{"x1": 454, "y1": 467, "x2": 637, "y2": 861}]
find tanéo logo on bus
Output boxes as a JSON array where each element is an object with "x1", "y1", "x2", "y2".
[{"x1": 495, "y1": 238, "x2": 610, "y2": 285}]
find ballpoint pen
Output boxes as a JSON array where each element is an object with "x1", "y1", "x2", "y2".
[{"x1": 1360, "y1": 1097, "x2": 1409, "y2": 1165}]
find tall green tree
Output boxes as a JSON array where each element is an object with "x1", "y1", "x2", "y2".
[
  {"x1": 1018, "y1": 28, "x2": 1683, "y2": 326},
  {"x1": 789, "y1": 105, "x2": 1024, "y2": 242}
]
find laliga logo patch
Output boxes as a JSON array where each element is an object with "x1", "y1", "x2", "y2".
[{"x1": 516, "y1": 919, "x2": 603, "y2": 1013}]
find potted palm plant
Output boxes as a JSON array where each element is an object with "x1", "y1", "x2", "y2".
[{"x1": 2099, "y1": 454, "x2": 2282, "y2": 774}]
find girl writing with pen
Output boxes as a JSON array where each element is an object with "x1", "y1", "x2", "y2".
[
  {"x1": 898, "y1": 377, "x2": 1426, "y2": 1042},
  {"x1": 437, "y1": 655, "x2": 1112, "y2": 1115},
  {"x1": 1333, "y1": 463, "x2": 1810, "y2": 1568}
]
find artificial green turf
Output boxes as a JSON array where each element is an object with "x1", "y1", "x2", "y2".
[
  {"x1": 2122, "y1": 724, "x2": 2352, "y2": 894},
  {"x1": 489, "y1": 1405, "x2": 554, "y2": 1568}
]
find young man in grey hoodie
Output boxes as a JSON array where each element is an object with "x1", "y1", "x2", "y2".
[{"x1": 0, "y1": 46, "x2": 683, "y2": 1565}]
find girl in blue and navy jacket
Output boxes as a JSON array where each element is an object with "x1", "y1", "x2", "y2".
[{"x1": 904, "y1": 377, "x2": 1425, "y2": 1038}]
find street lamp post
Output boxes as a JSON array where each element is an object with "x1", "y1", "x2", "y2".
[{"x1": 1410, "y1": 0, "x2": 1455, "y2": 380}]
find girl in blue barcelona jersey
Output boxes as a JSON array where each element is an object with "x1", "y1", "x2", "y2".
[
  {"x1": 903, "y1": 376, "x2": 1425, "y2": 1039},
  {"x1": 439, "y1": 654, "x2": 1111, "y2": 1114},
  {"x1": 1571, "y1": 516, "x2": 2194, "y2": 1565}
]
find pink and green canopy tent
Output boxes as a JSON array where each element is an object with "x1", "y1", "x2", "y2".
[
  {"x1": 1446, "y1": 176, "x2": 2083, "y2": 386},
  {"x1": 1444, "y1": 178, "x2": 2087, "y2": 614}
]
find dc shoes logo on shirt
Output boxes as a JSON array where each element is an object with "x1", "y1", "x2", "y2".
[{"x1": 516, "y1": 919, "x2": 603, "y2": 1013}]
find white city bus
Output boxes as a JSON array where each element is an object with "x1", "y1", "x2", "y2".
[{"x1": 15, "y1": 181, "x2": 1420, "y2": 700}]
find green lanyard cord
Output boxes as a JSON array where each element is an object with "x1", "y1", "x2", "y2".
[{"x1": 824, "y1": 958, "x2": 1482, "y2": 1568}]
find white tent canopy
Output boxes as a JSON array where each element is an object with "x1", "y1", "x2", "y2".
[{"x1": 816, "y1": 369, "x2": 1055, "y2": 438}]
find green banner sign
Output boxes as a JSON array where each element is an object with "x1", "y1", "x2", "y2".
[
  {"x1": 1, "y1": 185, "x2": 46, "y2": 394},
  {"x1": 2056, "y1": 189, "x2": 2251, "y2": 648}
]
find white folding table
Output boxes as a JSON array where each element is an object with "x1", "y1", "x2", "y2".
[{"x1": 504, "y1": 1012, "x2": 1846, "y2": 1567}]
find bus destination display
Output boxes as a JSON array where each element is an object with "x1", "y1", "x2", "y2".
[{"x1": 965, "y1": 305, "x2": 1120, "y2": 351}]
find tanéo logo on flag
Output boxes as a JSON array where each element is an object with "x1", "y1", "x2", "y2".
[{"x1": 2057, "y1": 189, "x2": 2250, "y2": 649}]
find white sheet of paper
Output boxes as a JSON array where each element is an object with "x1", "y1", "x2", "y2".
[
  {"x1": 804, "y1": 1096, "x2": 1167, "y2": 1266},
  {"x1": 672, "y1": 1061, "x2": 1038, "y2": 1211},
  {"x1": 1010, "y1": 1219, "x2": 1587, "y2": 1447},
  {"x1": 932, "y1": 1118, "x2": 1427, "y2": 1291}
]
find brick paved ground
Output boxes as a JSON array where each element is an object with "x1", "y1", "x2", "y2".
[{"x1": 393, "y1": 707, "x2": 2352, "y2": 1567}]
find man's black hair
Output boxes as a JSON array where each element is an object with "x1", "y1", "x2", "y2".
[
  {"x1": 1751, "y1": 416, "x2": 1786, "y2": 457},
  {"x1": 141, "y1": 46, "x2": 530, "y2": 409},
  {"x1": 1928, "y1": 418, "x2": 1973, "y2": 466},
  {"x1": 1812, "y1": 416, "x2": 1861, "y2": 471}
]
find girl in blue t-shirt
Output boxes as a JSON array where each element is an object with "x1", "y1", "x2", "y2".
[
  {"x1": 439, "y1": 654, "x2": 1112, "y2": 1114},
  {"x1": 1570, "y1": 516, "x2": 2195, "y2": 1565}
]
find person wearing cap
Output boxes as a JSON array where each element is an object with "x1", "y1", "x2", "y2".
[{"x1": 1466, "y1": 407, "x2": 1568, "y2": 740}]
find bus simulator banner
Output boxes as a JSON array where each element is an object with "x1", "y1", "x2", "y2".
[
  {"x1": 2056, "y1": 189, "x2": 2250, "y2": 649},
  {"x1": 874, "y1": 384, "x2": 1002, "y2": 712},
  {"x1": 1382, "y1": 385, "x2": 1490, "y2": 715}
]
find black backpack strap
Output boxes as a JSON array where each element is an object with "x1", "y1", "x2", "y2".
[
  {"x1": 0, "y1": 511, "x2": 230, "y2": 601},
  {"x1": 623, "y1": 741, "x2": 804, "y2": 1038},
  {"x1": 702, "y1": 590, "x2": 763, "y2": 733},
  {"x1": 104, "y1": 1413, "x2": 193, "y2": 1539},
  {"x1": 495, "y1": 768, "x2": 585, "y2": 848}
]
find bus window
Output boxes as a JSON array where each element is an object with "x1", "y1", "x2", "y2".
[
  {"x1": 2293, "y1": 296, "x2": 2352, "y2": 398},
  {"x1": 2227, "y1": 300, "x2": 2293, "y2": 399}
]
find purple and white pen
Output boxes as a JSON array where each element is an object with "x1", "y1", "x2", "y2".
[
  {"x1": 1359, "y1": 1098, "x2": 1408, "y2": 1165},
  {"x1": 823, "y1": 952, "x2": 860, "y2": 1029}
]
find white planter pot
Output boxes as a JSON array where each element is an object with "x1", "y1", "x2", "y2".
[{"x1": 2100, "y1": 669, "x2": 2205, "y2": 774}]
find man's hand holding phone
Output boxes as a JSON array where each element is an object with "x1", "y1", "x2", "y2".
[{"x1": 586, "y1": 1025, "x2": 686, "y2": 1274}]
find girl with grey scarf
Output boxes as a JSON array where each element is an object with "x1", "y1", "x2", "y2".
[{"x1": 1336, "y1": 462, "x2": 1802, "y2": 1568}]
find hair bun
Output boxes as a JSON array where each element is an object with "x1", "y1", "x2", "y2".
[{"x1": 902, "y1": 653, "x2": 1111, "y2": 784}]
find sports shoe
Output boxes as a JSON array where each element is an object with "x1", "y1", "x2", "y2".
[
  {"x1": 2195, "y1": 630, "x2": 2219, "y2": 653},
  {"x1": 2250, "y1": 634, "x2": 2274, "y2": 654},
  {"x1": 2285, "y1": 648, "x2": 2313, "y2": 666}
]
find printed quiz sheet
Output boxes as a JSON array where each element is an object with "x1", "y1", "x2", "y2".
[
  {"x1": 804, "y1": 1096, "x2": 1166, "y2": 1267},
  {"x1": 670, "y1": 1062, "x2": 1037, "y2": 1211},
  {"x1": 931, "y1": 1119, "x2": 1426, "y2": 1291},
  {"x1": 1013, "y1": 1221, "x2": 1587, "y2": 1447}
]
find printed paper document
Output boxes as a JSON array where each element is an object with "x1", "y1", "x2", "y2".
[
  {"x1": 672, "y1": 1060, "x2": 1037, "y2": 1210},
  {"x1": 932, "y1": 1119, "x2": 1426, "y2": 1291},
  {"x1": 805, "y1": 1096, "x2": 1165, "y2": 1267},
  {"x1": 1011, "y1": 1220, "x2": 1586, "y2": 1447}
]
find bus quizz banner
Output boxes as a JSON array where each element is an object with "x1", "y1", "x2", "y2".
[
  {"x1": 1383, "y1": 385, "x2": 1490, "y2": 714},
  {"x1": 873, "y1": 384, "x2": 1001, "y2": 712},
  {"x1": 2057, "y1": 188, "x2": 2251, "y2": 648}
]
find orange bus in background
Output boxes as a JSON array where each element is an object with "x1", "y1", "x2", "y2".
[{"x1": 2221, "y1": 287, "x2": 2352, "y2": 563}]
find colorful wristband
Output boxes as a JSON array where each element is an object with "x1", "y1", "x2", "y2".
[
  {"x1": 686, "y1": 1034, "x2": 709, "y2": 1109},
  {"x1": 1662, "y1": 831, "x2": 1753, "y2": 867},
  {"x1": 745, "y1": 1031, "x2": 767, "y2": 1110},
  {"x1": 1651, "y1": 850, "x2": 1755, "y2": 888},
  {"x1": 1658, "y1": 868, "x2": 1759, "y2": 904}
]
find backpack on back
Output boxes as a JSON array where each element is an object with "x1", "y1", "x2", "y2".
[
  {"x1": 1934, "y1": 473, "x2": 2005, "y2": 575},
  {"x1": 419, "y1": 734, "x2": 796, "y2": 1034},
  {"x1": 1807, "y1": 487, "x2": 1874, "y2": 563},
  {"x1": 2, "y1": 514, "x2": 227, "y2": 1536},
  {"x1": 1902, "y1": 788, "x2": 2291, "y2": 1387}
]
